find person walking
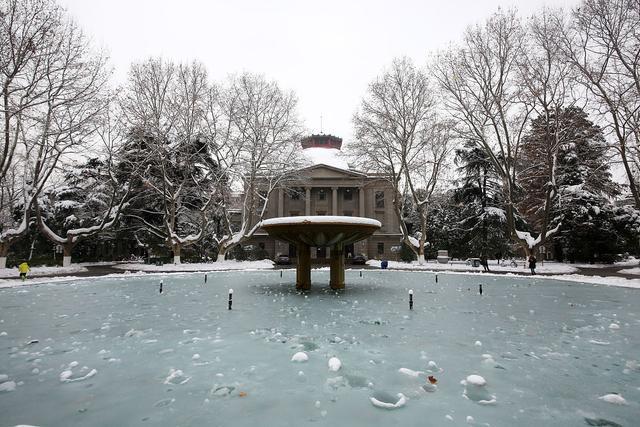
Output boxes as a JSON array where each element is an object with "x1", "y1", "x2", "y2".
[
  {"x1": 18, "y1": 261, "x2": 30, "y2": 281},
  {"x1": 528, "y1": 254, "x2": 537, "y2": 275},
  {"x1": 480, "y1": 254, "x2": 490, "y2": 272}
]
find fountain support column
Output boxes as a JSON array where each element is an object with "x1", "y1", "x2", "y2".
[
  {"x1": 296, "y1": 243, "x2": 311, "y2": 290},
  {"x1": 329, "y1": 244, "x2": 345, "y2": 290}
]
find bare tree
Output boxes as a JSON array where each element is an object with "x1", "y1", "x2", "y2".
[
  {"x1": 35, "y1": 99, "x2": 129, "y2": 266},
  {"x1": 405, "y1": 119, "x2": 455, "y2": 262},
  {"x1": 0, "y1": 0, "x2": 64, "y2": 267},
  {"x1": 352, "y1": 57, "x2": 452, "y2": 262},
  {"x1": 0, "y1": 0, "x2": 110, "y2": 267},
  {"x1": 432, "y1": 9, "x2": 561, "y2": 256},
  {"x1": 120, "y1": 58, "x2": 217, "y2": 264},
  {"x1": 212, "y1": 73, "x2": 303, "y2": 261},
  {"x1": 559, "y1": 0, "x2": 640, "y2": 208},
  {"x1": 516, "y1": 8, "x2": 576, "y2": 254}
]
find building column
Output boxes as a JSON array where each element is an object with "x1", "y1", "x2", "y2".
[
  {"x1": 359, "y1": 187, "x2": 365, "y2": 217},
  {"x1": 277, "y1": 188, "x2": 284, "y2": 217},
  {"x1": 332, "y1": 187, "x2": 338, "y2": 215},
  {"x1": 305, "y1": 187, "x2": 311, "y2": 216}
]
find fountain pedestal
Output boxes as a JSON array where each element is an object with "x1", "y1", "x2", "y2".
[
  {"x1": 329, "y1": 244, "x2": 345, "y2": 290},
  {"x1": 260, "y1": 216, "x2": 381, "y2": 290},
  {"x1": 296, "y1": 243, "x2": 311, "y2": 290}
]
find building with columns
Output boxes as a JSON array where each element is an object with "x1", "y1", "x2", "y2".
[{"x1": 247, "y1": 134, "x2": 402, "y2": 262}]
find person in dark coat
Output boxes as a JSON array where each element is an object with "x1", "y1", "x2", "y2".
[
  {"x1": 480, "y1": 254, "x2": 490, "y2": 272},
  {"x1": 528, "y1": 255, "x2": 537, "y2": 275}
]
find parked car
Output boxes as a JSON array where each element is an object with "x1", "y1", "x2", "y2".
[
  {"x1": 275, "y1": 254, "x2": 291, "y2": 265},
  {"x1": 351, "y1": 254, "x2": 368, "y2": 265}
]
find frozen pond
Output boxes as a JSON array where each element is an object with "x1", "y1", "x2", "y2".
[{"x1": 1, "y1": 270, "x2": 639, "y2": 427}]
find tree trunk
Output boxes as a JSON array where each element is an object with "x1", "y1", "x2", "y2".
[
  {"x1": 217, "y1": 247, "x2": 227, "y2": 262},
  {"x1": 62, "y1": 244, "x2": 74, "y2": 267},
  {"x1": 418, "y1": 246, "x2": 424, "y2": 265},
  {"x1": 173, "y1": 244, "x2": 181, "y2": 265},
  {"x1": 0, "y1": 243, "x2": 9, "y2": 269}
]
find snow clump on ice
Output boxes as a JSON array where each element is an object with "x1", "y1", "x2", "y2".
[
  {"x1": 369, "y1": 391, "x2": 407, "y2": 409},
  {"x1": 328, "y1": 357, "x2": 342, "y2": 371},
  {"x1": 163, "y1": 368, "x2": 190, "y2": 385},
  {"x1": 291, "y1": 352, "x2": 309, "y2": 362},
  {"x1": 461, "y1": 374, "x2": 496, "y2": 405},
  {"x1": 398, "y1": 367, "x2": 423, "y2": 378},
  {"x1": 598, "y1": 393, "x2": 628, "y2": 405}
]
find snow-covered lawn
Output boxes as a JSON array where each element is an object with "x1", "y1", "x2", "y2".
[
  {"x1": 366, "y1": 259, "x2": 579, "y2": 274},
  {"x1": 112, "y1": 259, "x2": 275, "y2": 272},
  {"x1": 0, "y1": 261, "x2": 117, "y2": 279}
]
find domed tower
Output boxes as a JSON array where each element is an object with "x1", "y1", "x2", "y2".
[{"x1": 301, "y1": 134, "x2": 342, "y2": 150}]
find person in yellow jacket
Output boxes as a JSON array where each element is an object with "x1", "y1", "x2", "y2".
[{"x1": 18, "y1": 262, "x2": 30, "y2": 281}]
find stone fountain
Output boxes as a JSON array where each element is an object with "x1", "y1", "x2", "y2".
[{"x1": 260, "y1": 216, "x2": 381, "y2": 290}]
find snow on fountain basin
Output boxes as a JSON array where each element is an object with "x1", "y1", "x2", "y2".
[{"x1": 0, "y1": 270, "x2": 638, "y2": 427}]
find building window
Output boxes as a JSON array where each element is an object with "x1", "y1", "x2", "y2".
[
  {"x1": 377, "y1": 242, "x2": 384, "y2": 255},
  {"x1": 318, "y1": 189, "x2": 326, "y2": 201},
  {"x1": 375, "y1": 191, "x2": 385, "y2": 208},
  {"x1": 259, "y1": 242, "x2": 265, "y2": 250},
  {"x1": 343, "y1": 189, "x2": 353, "y2": 201}
]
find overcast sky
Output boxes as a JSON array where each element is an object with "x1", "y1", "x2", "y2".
[{"x1": 60, "y1": 0, "x2": 580, "y2": 144}]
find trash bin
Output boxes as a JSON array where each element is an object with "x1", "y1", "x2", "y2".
[
  {"x1": 381, "y1": 260, "x2": 388, "y2": 269},
  {"x1": 472, "y1": 259, "x2": 481, "y2": 267}
]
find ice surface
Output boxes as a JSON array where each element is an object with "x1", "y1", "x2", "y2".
[{"x1": 0, "y1": 270, "x2": 639, "y2": 426}]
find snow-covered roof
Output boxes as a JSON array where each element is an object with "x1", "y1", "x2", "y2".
[
  {"x1": 302, "y1": 147, "x2": 350, "y2": 171},
  {"x1": 260, "y1": 215, "x2": 381, "y2": 228}
]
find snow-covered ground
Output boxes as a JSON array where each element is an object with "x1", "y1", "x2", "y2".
[
  {"x1": 366, "y1": 259, "x2": 580, "y2": 274},
  {"x1": 0, "y1": 258, "x2": 638, "y2": 290},
  {"x1": 365, "y1": 259, "x2": 640, "y2": 288},
  {"x1": 112, "y1": 259, "x2": 275, "y2": 273},
  {"x1": 0, "y1": 261, "x2": 117, "y2": 279}
]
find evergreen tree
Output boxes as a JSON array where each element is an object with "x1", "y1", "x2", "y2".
[
  {"x1": 452, "y1": 141, "x2": 512, "y2": 258},
  {"x1": 521, "y1": 107, "x2": 632, "y2": 262}
]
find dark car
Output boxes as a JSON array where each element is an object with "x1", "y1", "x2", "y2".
[
  {"x1": 275, "y1": 254, "x2": 291, "y2": 265},
  {"x1": 351, "y1": 254, "x2": 367, "y2": 265}
]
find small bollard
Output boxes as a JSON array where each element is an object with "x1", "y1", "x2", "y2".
[
  {"x1": 479, "y1": 284, "x2": 483, "y2": 295},
  {"x1": 280, "y1": 270, "x2": 283, "y2": 278},
  {"x1": 204, "y1": 273, "x2": 207, "y2": 284},
  {"x1": 435, "y1": 274, "x2": 438, "y2": 283},
  {"x1": 228, "y1": 288, "x2": 233, "y2": 310},
  {"x1": 409, "y1": 289, "x2": 414, "y2": 310},
  {"x1": 360, "y1": 270, "x2": 362, "y2": 277},
  {"x1": 159, "y1": 280, "x2": 163, "y2": 294}
]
